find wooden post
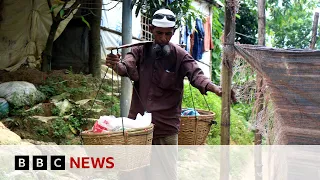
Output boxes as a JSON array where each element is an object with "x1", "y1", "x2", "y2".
[
  {"x1": 89, "y1": 0, "x2": 102, "y2": 77},
  {"x1": 257, "y1": 0, "x2": 266, "y2": 47},
  {"x1": 221, "y1": 0, "x2": 236, "y2": 145},
  {"x1": 310, "y1": 12, "x2": 319, "y2": 49},
  {"x1": 220, "y1": 0, "x2": 236, "y2": 179},
  {"x1": 255, "y1": 1, "x2": 266, "y2": 180},
  {"x1": 255, "y1": 0, "x2": 265, "y2": 145}
]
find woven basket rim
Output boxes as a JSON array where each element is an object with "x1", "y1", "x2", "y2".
[
  {"x1": 181, "y1": 109, "x2": 216, "y2": 118},
  {"x1": 81, "y1": 123, "x2": 154, "y2": 137}
]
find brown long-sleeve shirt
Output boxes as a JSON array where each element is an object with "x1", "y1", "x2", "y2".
[{"x1": 115, "y1": 42, "x2": 211, "y2": 138}]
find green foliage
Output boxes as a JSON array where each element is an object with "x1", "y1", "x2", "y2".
[
  {"x1": 4, "y1": 70, "x2": 122, "y2": 145},
  {"x1": 81, "y1": 16, "x2": 91, "y2": 30},
  {"x1": 38, "y1": 76, "x2": 64, "y2": 97},
  {"x1": 9, "y1": 107, "x2": 27, "y2": 118},
  {"x1": 9, "y1": 102, "x2": 43, "y2": 118},
  {"x1": 68, "y1": 105, "x2": 90, "y2": 133},
  {"x1": 232, "y1": 58, "x2": 256, "y2": 128},
  {"x1": 38, "y1": 75, "x2": 93, "y2": 101},
  {"x1": 51, "y1": 107, "x2": 60, "y2": 116},
  {"x1": 52, "y1": 117, "x2": 69, "y2": 139},
  {"x1": 50, "y1": 105, "x2": 89, "y2": 143},
  {"x1": 267, "y1": 0, "x2": 318, "y2": 48},
  {"x1": 48, "y1": 0, "x2": 90, "y2": 29},
  {"x1": 18, "y1": 104, "x2": 90, "y2": 144},
  {"x1": 211, "y1": 6, "x2": 224, "y2": 84},
  {"x1": 60, "y1": 9, "x2": 65, "y2": 18},
  {"x1": 182, "y1": 83, "x2": 254, "y2": 145},
  {"x1": 131, "y1": 0, "x2": 204, "y2": 29},
  {"x1": 232, "y1": 102, "x2": 253, "y2": 122},
  {"x1": 36, "y1": 128, "x2": 49, "y2": 136},
  {"x1": 235, "y1": 2, "x2": 257, "y2": 44},
  {"x1": 233, "y1": 58, "x2": 256, "y2": 86}
]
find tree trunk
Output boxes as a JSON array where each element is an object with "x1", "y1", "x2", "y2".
[
  {"x1": 220, "y1": 0, "x2": 236, "y2": 179},
  {"x1": 41, "y1": 21, "x2": 60, "y2": 72},
  {"x1": 89, "y1": 0, "x2": 102, "y2": 77},
  {"x1": 310, "y1": 12, "x2": 319, "y2": 49}
]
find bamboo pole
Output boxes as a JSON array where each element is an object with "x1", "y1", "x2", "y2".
[
  {"x1": 310, "y1": 12, "x2": 319, "y2": 49},
  {"x1": 221, "y1": 0, "x2": 236, "y2": 146},
  {"x1": 255, "y1": 1, "x2": 266, "y2": 180},
  {"x1": 220, "y1": 0, "x2": 236, "y2": 179},
  {"x1": 255, "y1": 0, "x2": 266, "y2": 144}
]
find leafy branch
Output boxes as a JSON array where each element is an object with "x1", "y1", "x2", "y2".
[{"x1": 47, "y1": 0, "x2": 80, "y2": 22}]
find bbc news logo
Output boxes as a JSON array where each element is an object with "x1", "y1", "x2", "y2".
[
  {"x1": 15, "y1": 156, "x2": 65, "y2": 170},
  {"x1": 15, "y1": 156, "x2": 115, "y2": 170}
]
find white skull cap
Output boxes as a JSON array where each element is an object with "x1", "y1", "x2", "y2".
[{"x1": 152, "y1": 9, "x2": 176, "y2": 28}]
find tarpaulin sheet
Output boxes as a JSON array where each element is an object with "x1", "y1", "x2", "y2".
[
  {"x1": 52, "y1": 25, "x2": 89, "y2": 73},
  {"x1": 0, "y1": 0, "x2": 75, "y2": 71}
]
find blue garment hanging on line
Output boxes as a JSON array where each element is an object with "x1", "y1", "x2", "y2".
[
  {"x1": 192, "y1": 18, "x2": 205, "y2": 60},
  {"x1": 184, "y1": 25, "x2": 192, "y2": 52}
]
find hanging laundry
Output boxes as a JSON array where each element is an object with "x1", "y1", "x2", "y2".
[
  {"x1": 192, "y1": 18, "x2": 205, "y2": 60},
  {"x1": 203, "y1": 16, "x2": 214, "y2": 51},
  {"x1": 190, "y1": 32, "x2": 195, "y2": 55},
  {"x1": 182, "y1": 24, "x2": 192, "y2": 52}
]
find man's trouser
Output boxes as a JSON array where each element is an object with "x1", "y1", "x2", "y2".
[
  {"x1": 152, "y1": 133, "x2": 178, "y2": 145},
  {"x1": 149, "y1": 134, "x2": 178, "y2": 180}
]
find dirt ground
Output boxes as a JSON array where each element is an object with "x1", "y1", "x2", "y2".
[{"x1": 0, "y1": 67, "x2": 72, "y2": 85}]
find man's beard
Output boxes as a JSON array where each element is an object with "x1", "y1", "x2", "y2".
[{"x1": 152, "y1": 44, "x2": 171, "y2": 58}]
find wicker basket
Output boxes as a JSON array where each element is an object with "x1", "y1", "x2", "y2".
[
  {"x1": 80, "y1": 124, "x2": 154, "y2": 145},
  {"x1": 178, "y1": 109, "x2": 216, "y2": 145},
  {"x1": 80, "y1": 124, "x2": 154, "y2": 171}
]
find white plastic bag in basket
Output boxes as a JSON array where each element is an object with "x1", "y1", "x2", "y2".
[{"x1": 92, "y1": 115, "x2": 115, "y2": 133}]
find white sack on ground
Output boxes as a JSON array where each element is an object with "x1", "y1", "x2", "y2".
[{"x1": 0, "y1": 81, "x2": 45, "y2": 107}]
